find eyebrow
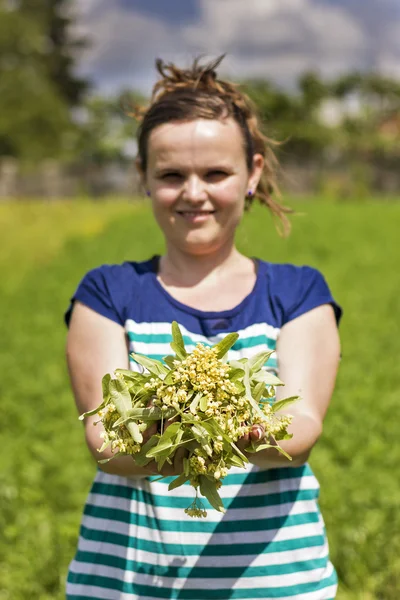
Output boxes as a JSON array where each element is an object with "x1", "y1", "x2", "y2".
[{"x1": 154, "y1": 164, "x2": 233, "y2": 174}]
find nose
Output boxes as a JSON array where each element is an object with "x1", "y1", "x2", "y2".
[{"x1": 182, "y1": 175, "x2": 207, "y2": 203}]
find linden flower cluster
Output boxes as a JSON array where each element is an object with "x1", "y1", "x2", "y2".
[
  {"x1": 149, "y1": 345, "x2": 252, "y2": 441},
  {"x1": 97, "y1": 403, "x2": 142, "y2": 456},
  {"x1": 80, "y1": 322, "x2": 298, "y2": 517}
]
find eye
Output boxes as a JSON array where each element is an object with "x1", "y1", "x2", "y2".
[
  {"x1": 206, "y1": 170, "x2": 229, "y2": 182},
  {"x1": 160, "y1": 172, "x2": 182, "y2": 182}
]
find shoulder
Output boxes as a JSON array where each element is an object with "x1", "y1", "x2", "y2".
[
  {"x1": 84, "y1": 259, "x2": 153, "y2": 282},
  {"x1": 77, "y1": 257, "x2": 156, "y2": 291},
  {"x1": 267, "y1": 263, "x2": 325, "y2": 296},
  {"x1": 259, "y1": 260, "x2": 342, "y2": 327},
  {"x1": 65, "y1": 258, "x2": 155, "y2": 327}
]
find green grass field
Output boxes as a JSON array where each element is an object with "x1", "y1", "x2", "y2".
[{"x1": 0, "y1": 198, "x2": 399, "y2": 599}]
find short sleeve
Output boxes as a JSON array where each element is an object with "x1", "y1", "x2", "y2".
[
  {"x1": 277, "y1": 265, "x2": 342, "y2": 326},
  {"x1": 64, "y1": 266, "x2": 124, "y2": 327}
]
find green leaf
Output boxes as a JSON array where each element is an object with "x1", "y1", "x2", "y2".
[
  {"x1": 174, "y1": 426, "x2": 184, "y2": 447},
  {"x1": 146, "y1": 439, "x2": 174, "y2": 457},
  {"x1": 243, "y1": 363, "x2": 266, "y2": 420},
  {"x1": 191, "y1": 424, "x2": 210, "y2": 446},
  {"x1": 228, "y1": 367, "x2": 245, "y2": 382},
  {"x1": 126, "y1": 421, "x2": 143, "y2": 443},
  {"x1": 271, "y1": 396, "x2": 299, "y2": 413},
  {"x1": 159, "y1": 421, "x2": 182, "y2": 442},
  {"x1": 114, "y1": 369, "x2": 144, "y2": 381},
  {"x1": 212, "y1": 332, "x2": 239, "y2": 359},
  {"x1": 98, "y1": 456, "x2": 118, "y2": 464},
  {"x1": 130, "y1": 353, "x2": 169, "y2": 377},
  {"x1": 274, "y1": 446, "x2": 293, "y2": 461},
  {"x1": 254, "y1": 442, "x2": 275, "y2": 452},
  {"x1": 134, "y1": 436, "x2": 158, "y2": 466},
  {"x1": 232, "y1": 381, "x2": 245, "y2": 395},
  {"x1": 155, "y1": 453, "x2": 170, "y2": 471},
  {"x1": 228, "y1": 454, "x2": 246, "y2": 468},
  {"x1": 248, "y1": 351, "x2": 275, "y2": 373},
  {"x1": 203, "y1": 443, "x2": 213, "y2": 457},
  {"x1": 98, "y1": 438, "x2": 111, "y2": 453},
  {"x1": 275, "y1": 431, "x2": 293, "y2": 441},
  {"x1": 254, "y1": 442, "x2": 293, "y2": 461},
  {"x1": 146, "y1": 422, "x2": 184, "y2": 459},
  {"x1": 162, "y1": 355, "x2": 177, "y2": 369},
  {"x1": 78, "y1": 373, "x2": 112, "y2": 420},
  {"x1": 252, "y1": 370, "x2": 283, "y2": 386},
  {"x1": 114, "y1": 406, "x2": 164, "y2": 424},
  {"x1": 199, "y1": 476, "x2": 226, "y2": 513},
  {"x1": 199, "y1": 395, "x2": 208, "y2": 412},
  {"x1": 201, "y1": 420, "x2": 247, "y2": 462},
  {"x1": 102, "y1": 373, "x2": 112, "y2": 400},
  {"x1": 252, "y1": 381, "x2": 265, "y2": 404},
  {"x1": 109, "y1": 377, "x2": 132, "y2": 415},
  {"x1": 183, "y1": 457, "x2": 190, "y2": 477},
  {"x1": 171, "y1": 321, "x2": 187, "y2": 360},
  {"x1": 189, "y1": 392, "x2": 202, "y2": 414},
  {"x1": 168, "y1": 473, "x2": 190, "y2": 491},
  {"x1": 78, "y1": 402, "x2": 106, "y2": 420}
]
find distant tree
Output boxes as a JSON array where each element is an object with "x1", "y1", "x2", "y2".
[
  {"x1": 77, "y1": 90, "x2": 147, "y2": 165},
  {"x1": 298, "y1": 71, "x2": 327, "y2": 113},
  {"x1": 0, "y1": 0, "x2": 89, "y2": 161},
  {"x1": 17, "y1": 0, "x2": 88, "y2": 106},
  {"x1": 330, "y1": 72, "x2": 400, "y2": 159},
  {"x1": 244, "y1": 76, "x2": 333, "y2": 161}
]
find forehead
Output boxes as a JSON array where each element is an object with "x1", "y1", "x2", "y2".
[{"x1": 147, "y1": 118, "x2": 246, "y2": 167}]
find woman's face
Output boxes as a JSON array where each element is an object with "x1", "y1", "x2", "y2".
[{"x1": 141, "y1": 117, "x2": 264, "y2": 256}]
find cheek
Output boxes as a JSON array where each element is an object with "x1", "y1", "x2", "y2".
[
  {"x1": 214, "y1": 179, "x2": 246, "y2": 212},
  {"x1": 152, "y1": 187, "x2": 178, "y2": 213}
]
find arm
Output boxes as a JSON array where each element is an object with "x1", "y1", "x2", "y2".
[
  {"x1": 245, "y1": 303, "x2": 341, "y2": 468},
  {"x1": 66, "y1": 301, "x2": 160, "y2": 477}
]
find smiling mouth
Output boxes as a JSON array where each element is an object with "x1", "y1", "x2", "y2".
[{"x1": 176, "y1": 210, "x2": 216, "y2": 215}]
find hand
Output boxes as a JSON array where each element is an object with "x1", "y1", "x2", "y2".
[
  {"x1": 236, "y1": 424, "x2": 265, "y2": 453},
  {"x1": 140, "y1": 403, "x2": 188, "y2": 477}
]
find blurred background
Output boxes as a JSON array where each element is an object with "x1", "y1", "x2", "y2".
[
  {"x1": 1, "y1": 0, "x2": 400, "y2": 198},
  {"x1": 1, "y1": 1, "x2": 399, "y2": 599}
]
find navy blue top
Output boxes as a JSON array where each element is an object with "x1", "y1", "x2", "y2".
[{"x1": 65, "y1": 256, "x2": 342, "y2": 336}]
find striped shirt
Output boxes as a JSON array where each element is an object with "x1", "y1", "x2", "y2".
[{"x1": 65, "y1": 256, "x2": 342, "y2": 600}]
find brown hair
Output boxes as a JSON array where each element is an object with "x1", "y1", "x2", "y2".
[{"x1": 134, "y1": 56, "x2": 292, "y2": 235}]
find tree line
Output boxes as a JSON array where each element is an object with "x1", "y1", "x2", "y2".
[{"x1": 1, "y1": 1, "x2": 399, "y2": 177}]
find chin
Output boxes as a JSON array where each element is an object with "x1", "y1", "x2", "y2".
[{"x1": 180, "y1": 235, "x2": 222, "y2": 256}]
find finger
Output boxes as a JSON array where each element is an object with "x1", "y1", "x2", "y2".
[
  {"x1": 160, "y1": 463, "x2": 174, "y2": 476},
  {"x1": 236, "y1": 432, "x2": 250, "y2": 452},
  {"x1": 141, "y1": 420, "x2": 158, "y2": 444},
  {"x1": 165, "y1": 414, "x2": 179, "y2": 428},
  {"x1": 144, "y1": 459, "x2": 159, "y2": 475},
  {"x1": 250, "y1": 425, "x2": 265, "y2": 442},
  {"x1": 173, "y1": 446, "x2": 187, "y2": 474}
]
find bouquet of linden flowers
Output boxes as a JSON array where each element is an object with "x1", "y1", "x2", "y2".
[{"x1": 80, "y1": 322, "x2": 298, "y2": 517}]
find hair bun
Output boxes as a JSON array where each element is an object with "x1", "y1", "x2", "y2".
[{"x1": 152, "y1": 55, "x2": 226, "y2": 103}]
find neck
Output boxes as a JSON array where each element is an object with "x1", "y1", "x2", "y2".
[{"x1": 159, "y1": 241, "x2": 247, "y2": 287}]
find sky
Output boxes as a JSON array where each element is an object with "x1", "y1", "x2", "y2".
[{"x1": 74, "y1": 0, "x2": 400, "y2": 95}]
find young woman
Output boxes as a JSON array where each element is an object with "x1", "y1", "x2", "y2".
[{"x1": 65, "y1": 57, "x2": 342, "y2": 600}]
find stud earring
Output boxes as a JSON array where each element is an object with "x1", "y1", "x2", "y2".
[
  {"x1": 247, "y1": 190, "x2": 253, "y2": 197},
  {"x1": 146, "y1": 190, "x2": 150, "y2": 197}
]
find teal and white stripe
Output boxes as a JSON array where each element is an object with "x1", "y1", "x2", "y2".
[
  {"x1": 66, "y1": 320, "x2": 337, "y2": 599},
  {"x1": 126, "y1": 320, "x2": 279, "y2": 372}
]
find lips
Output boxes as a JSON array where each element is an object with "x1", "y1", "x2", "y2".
[
  {"x1": 175, "y1": 209, "x2": 216, "y2": 224},
  {"x1": 176, "y1": 210, "x2": 215, "y2": 215}
]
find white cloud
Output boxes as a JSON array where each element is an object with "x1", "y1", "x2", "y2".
[
  {"x1": 74, "y1": 4, "x2": 185, "y2": 93},
  {"x1": 72, "y1": 0, "x2": 400, "y2": 93},
  {"x1": 184, "y1": 0, "x2": 367, "y2": 82}
]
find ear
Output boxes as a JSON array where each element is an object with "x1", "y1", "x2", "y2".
[{"x1": 248, "y1": 153, "x2": 264, "y2": 190}]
